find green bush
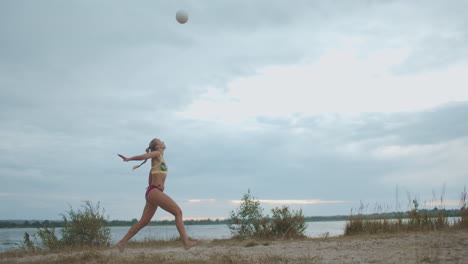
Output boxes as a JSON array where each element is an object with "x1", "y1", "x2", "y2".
[
  {"x1": 228, "y1": 190, "x2": 266, "y2": 238},
  {"x1": 23, "y1": 201, "x2": 110, "y2": 250},
  {"x1": 61, "y1": 201, "x2": 110, "y2": 247},
  {"x1": 20, "y1": 232, "x2": 36, "y2": 252},
  {"x1": 36, "y1": 226, "x2": 60, "y2": 250},
  {"x1": 228, "y1": 190, "x2": 307, "y2": 239},
  {"x1": 271, "y1": 206, "x2": 307, "y2": 239}
]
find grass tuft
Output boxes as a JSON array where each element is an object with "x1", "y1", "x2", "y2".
[{"x1": 345, "y1": 188, "x2": 468, "y2": 236}]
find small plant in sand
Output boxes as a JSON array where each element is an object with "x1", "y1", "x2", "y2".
[
  {"x1": 20, "y1": 232, "x2": 36, "y2": 252},
  {"x1": 455, "y1": 187, "x2": 467, "y2": 229},
  {"x1": 36, "y1": 225, "x2": 61, "y2": 250}
]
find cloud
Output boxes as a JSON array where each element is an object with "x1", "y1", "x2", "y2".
[
  {"x1": 1, "y1": 1, "x2": 468, "y2": 220},
  {"x1": 424, "y1": 200, "x2": 462, "y2": 207},
  {"x1": 188, "y1": 199, "x2": 216, "y2": 203},
  {"x1": 0, "y1": 168, "x2": 46, "y2": 181},
  {"x1": 231, "y1": 199, "x2": 347, "y2": 205},
  {"x1": 180, "y1": 51, "x2": 468, "y2": 124},
  {"x1": 0, "y1": 192, "x2": 82, "y2": 201}
]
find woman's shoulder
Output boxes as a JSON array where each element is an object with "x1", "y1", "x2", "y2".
[{"x1": 150, "y1": 150, "x2": 163, "y2": 160}]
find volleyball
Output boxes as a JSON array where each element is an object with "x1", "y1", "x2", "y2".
[{"x1": 176, "y1": 10, "x2": 188, "y2": 24}]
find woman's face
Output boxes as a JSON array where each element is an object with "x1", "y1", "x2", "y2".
[{"x1": 154, "y1": 138, "x2": 166, "y2": 150}]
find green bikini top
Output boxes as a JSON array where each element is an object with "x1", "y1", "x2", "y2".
[{"x1": 151, "y1": 154, "x2": 168, "y2": 174}]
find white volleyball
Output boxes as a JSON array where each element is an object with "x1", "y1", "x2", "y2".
[{"x1": 176, "y1": 10, "x2": 188, "y2": 24}]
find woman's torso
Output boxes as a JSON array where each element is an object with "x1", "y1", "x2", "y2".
[{"x1": 149, "y1": 154, "x2": 168, "y2": 190}]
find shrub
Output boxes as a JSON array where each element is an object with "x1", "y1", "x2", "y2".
[
  {"x1": 23, "y1": 201, "x2": 110, "y2": 250},
  {"x1": 36, "y1": 226, "x2": 60, "y2": 250},
  {"x1": 228, "y1": 190, "x2": 266, "y2": 238},
  {"x1": 20, "y1": 232, "x2": 36, "y2": 252},
  {"x1": 229, "y1": 190, "x2": 307, "y2": 239},
  {"x1": 271, "y1": 206, "x2": 307, "y2": 239},
  {"x1": 61, "y1": 201, "x2": 110, "y2": 247}
]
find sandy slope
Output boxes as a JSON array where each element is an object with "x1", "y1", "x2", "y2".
[{"x1": 2, "y1": 230, "x2": 468, "y2": 263}]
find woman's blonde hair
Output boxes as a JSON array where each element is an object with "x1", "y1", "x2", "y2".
[{"x1": 132, "y1": 138, "x2": 159, "y2": 170}]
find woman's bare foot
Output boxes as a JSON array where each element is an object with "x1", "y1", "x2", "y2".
[
  {"x1": 116, "y1": 242, "x2": 125, "y2": 253},
  {"x1": 184, "y1": 241, "x2": 198, "y2": 250}
]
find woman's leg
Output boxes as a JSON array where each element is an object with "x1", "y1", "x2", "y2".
[
  {"x1": 116, "y1": 200, "x2": 157, "y2": 252},
  {"x1": 146, "y1": 190, "x2": 197, "y2": 249}
]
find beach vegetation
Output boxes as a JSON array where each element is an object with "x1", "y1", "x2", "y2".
[
  {"x1": 228, "y1": 190, "x2": 307, "y2": 239},
  {"x1": 60, "y1": 201, "x2": 110, "y2": 248},
  {"x1": 454, "y1": 187, "x2": 467, "y2": 229},
  {"x1": 22, "y1": 201, "x2": 110, "y2": 251},
  {"x1": 228, "y1": 189, "x2": 266, "y2": 238},
  {"x1": 345, "y1": 187, "x2": 468, "y2": 235},
  {"x1": 271, "y1": 206, "x2": 307, "y2": 239}
]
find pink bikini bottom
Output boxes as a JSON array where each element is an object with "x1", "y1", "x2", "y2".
[{"x1": 146, "y1": 184, "x2": 164, "y2": 196}]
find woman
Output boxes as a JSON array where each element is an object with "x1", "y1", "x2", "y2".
[{"x1": 115, "y1": 138, "x2": 197, "y2": 252}]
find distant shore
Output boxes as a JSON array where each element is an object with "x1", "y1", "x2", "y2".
[
  {"x1": 0, "y1": 217, "x2": 347, "y2": 229},
  {"x1": 0, "y1": 209, "x2": 462, "y2": 228}
]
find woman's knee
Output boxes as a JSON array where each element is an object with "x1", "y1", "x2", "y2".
[
  {"x1": 139, "y1": 218, "x2": 151, "y2": 227},
  {"x1": 173, "y1": 207, "x2": 183, "y2": 218}
]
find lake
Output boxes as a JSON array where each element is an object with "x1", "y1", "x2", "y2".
[{"x1": 0, "y1": 221, "x2": 346, "y2": 253}]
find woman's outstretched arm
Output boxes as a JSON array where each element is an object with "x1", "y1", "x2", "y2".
[{"x1": 118, "y1": 152, "x2": 159, "y2": 162}]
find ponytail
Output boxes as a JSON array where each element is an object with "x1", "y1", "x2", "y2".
[{"x1": 132, "y1": 147, "x2": 151, "y2": 171}]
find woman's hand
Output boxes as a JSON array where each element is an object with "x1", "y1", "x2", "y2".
[{"x1": 118, "y1": 154, "x2": 130, "y2": 162}]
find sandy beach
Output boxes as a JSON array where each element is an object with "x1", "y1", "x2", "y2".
[{"x1": 2, "y1": 230, "x2": 468, "y2": 263}]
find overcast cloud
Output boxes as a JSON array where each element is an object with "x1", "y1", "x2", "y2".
[{"x1": 1, "y1": 0, "x2": 467, "y2": 220}]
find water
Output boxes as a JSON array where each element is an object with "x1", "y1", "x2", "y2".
[{"x1": 0, "y1": 221, "x2": 346, "y2": 253}]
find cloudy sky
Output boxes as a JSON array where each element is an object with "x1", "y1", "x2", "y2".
[{"x1": 1, "y1": 0, "x2": 467, "y2": 221}]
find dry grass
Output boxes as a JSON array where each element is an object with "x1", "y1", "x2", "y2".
[
  {"x1": 0, "y1": 245, "x2": 107, "y2": 259},
  {"x1": 345, "y1": 189, "x2": 468, "y2": 236},
  {"x1": 344, "y1": 211, "x2": 451, "y2": 236},
  {"x1": 125, "y1": 238, "x2": 185, "y2": 249},
  {"x1": 454, "y1": 187, "x2": 468, "y2": 229},
  {"x1": 2, "y1": 230, "x2": 468, "y2": 264},
  {"x1": 0, "y1": 240, "x2": 318, "y2": 264},
  {"x1": 0, "y1": 250, "x2": 323, "y2": 264}
]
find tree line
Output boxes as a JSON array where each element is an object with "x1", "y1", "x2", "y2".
[
  {"x1": 0, "y1": 218, "x2": 229, "y2": 228},
  {"x1": 1, "y1": 208, "x2": 462, "y2": 229}
]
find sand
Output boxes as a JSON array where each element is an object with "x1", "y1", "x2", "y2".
[{"x1": 2, "y1": 230, "x2": 468, "y2": 263}]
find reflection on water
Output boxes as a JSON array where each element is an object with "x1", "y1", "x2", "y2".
[{"x1": 0, "y1": 221, "x2": 346, "y2": 253}]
